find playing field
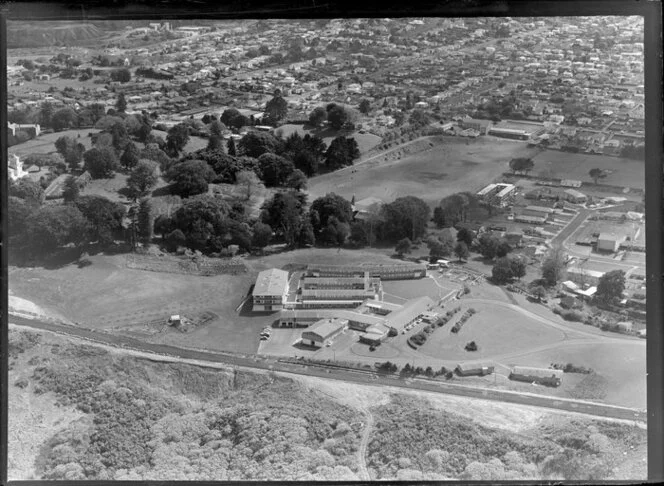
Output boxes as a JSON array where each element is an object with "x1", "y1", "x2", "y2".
[
  {"x1": 531, "y1": 151, "x2": 645, "y2": 190},
  {"x1": 307, "y1": 137, "x2": 537, "y2": 205}
]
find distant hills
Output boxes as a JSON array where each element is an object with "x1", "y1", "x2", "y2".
[{"x1": 7, "y1": 22, "x2": 106, "y2": 48}]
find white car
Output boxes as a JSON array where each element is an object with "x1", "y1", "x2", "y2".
[{"x1": 325, "y1": 342, "x2": 332, "y2": 347}]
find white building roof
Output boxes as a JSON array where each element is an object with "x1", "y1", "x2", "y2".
[{"x1": 253, "y1": 268, "x2": 289, "y2": 296}]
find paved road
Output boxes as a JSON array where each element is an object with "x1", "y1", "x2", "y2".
[
  {"x1": 550, "y1": 208, "x2": 591, "y2": 247},
  {"x1": 9, "y1": 314, "x2": 646, "y2": 423}
]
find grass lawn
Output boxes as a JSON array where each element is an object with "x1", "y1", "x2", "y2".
[
  {"x1": 531, "y1": 150, "x2": 645, "y2": 190},
  {"x1": 306, "y1": 136, "x2": 537, "y2": 206},
  {"x1": 416, "y1": 302, "x2": 566, "y2": 362},
  {"x1": 503, "y1": 341, "x2": 646, "y2": 409},
  {"x1": 8, "y1": 128, "x2": 99, "y2": 157}
]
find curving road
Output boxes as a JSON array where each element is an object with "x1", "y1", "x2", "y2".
[
  {"x1": 356, "y1": 407, "x2": 373, "y2": 481},
  {"x1": 9, "y1": 314, "x2": 646, "y2": 423}
]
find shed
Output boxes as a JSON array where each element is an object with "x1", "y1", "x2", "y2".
[
  {"x1": 456, "y1": 362, "x2": 495, "y2": 376},
  {"x1": 509, "y1": 366, "x2": 563, "y2": 387}
]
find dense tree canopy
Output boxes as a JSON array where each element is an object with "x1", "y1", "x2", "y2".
[
  {"x1": 257, "y1": 153, "x2": 295, "y2": 187},
  {"x1": 55, "y1": 136, "x2": 85, "y2": 171},
  {"x1": 172, "y1": 195, "x2": 231, "y2": 252},
  {"x1": 51, "y1": 107, "x2": 78, "y2": 131},
  {"x1": 83, "y1": 147, "x2": 120, "y2": 179},
  {"x1": 541, "y1": 246, "x2": 567, "y2": 286},
  {"x1": 381, "y1": 196, "x2": 431, "y2": 241},
  {"x1": 120, "y1": 142, "x2": 141, "y2": 170},
  {"x1": 325, "y1": 136, "x2": 360, "y2": 170},
  {"x1": 9, "y1": 177, "x2": 45, "y2": 205},
  {"x1": 308, "y1": 106, "x2": 327, "y2": 127},
  {"x1": 165, "y1": 124, "x2": 190, "y2": 157},
  {"x1": 261, "y1": 191, "x2": 307, "y2": 248},
  {"x1": 24, "y1": 204, "x2": 90, "y2": 253},
  {"x1": 167, "y1": 160, "x2": 215, "y2": 198},
  {"x1": 126, "y1": 160, "x2": 159, "y2": 200},
  {"x1": 239, "y1": 131, "x2": 284, "y2": 158},
  {"x1": 75, "y1": 195, "x2": 126, "y2": 245},
  {"x1": 310, "y1": 193, "x2": 354, "y2": 237},
  {"x1": 508, "y1": 157, "x2": 534, "y2": 175},
  {"x1": 596, "y1": 270, "x2": 626, "y2": 303},
  {"x1": 264, "y1": 95, "x2": 288, "y2": 124}
]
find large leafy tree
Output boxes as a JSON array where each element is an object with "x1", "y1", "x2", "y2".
[
  {"x1": 109, "y1": 122, "x2": 130, "y2": 152},
  {"x1": 239, "y1": 131, "x2": 284, "y2": 158},
  {"x1": 589, "y1": 168, "x2": 607, "y2": 185},
  {"x1": 83, "y1": 147, "x2": 119, "y2": 179},
  {"x1": 62, "y1": 175, "x2": 80, "y2": 203},
  {"x1": 120, "y1": 142, "x2": 141, "y2": 170},
  {"x1": 165, "y1": 123, "x2": 190, "y2": 157},
  {"x1": 261, "y1": 191, "x2": 306, "y2": 248},
  {"x1": 137, "y1": 198, "x2": 154, "y2": 244},
  {"x1": 264, "y1": 94, "x2": 288, "y2": 124},
  {"x1": 51, "y1": 107, "x2": 79, "y2": 131},
  {"x1": 395, "y1": 237, "x2": 412, "y2": 256},
  {"x1": 173, "y1": 194, "x2": 231, "y2": 252},
  {"x1": 476, "y1": 233, "x2": 501, "y2": 259},
  {"x1": 438, "y1": 192, "x2": 477, "y2": 227},
  {"x1": 257, "y1": 153, "x2": 295, "y2": 187},
  {"x1": 327, "y1": 104, "x2": 356, "y2": 130},
  {"x1": 24, "y1": 205, "x2": 90, "y2": 253},
  {"x1": 310, "y1": 193, "x2": 353, "y2": 235},
  {"x1": 457, "y1": 227, "x2": 474, "y2": 247},
  {"x1": 541, "y1": 246, "x2": 567, "y2": 286},
  {"x1": 325, "y1": 136, "x2": 360, "y2": 170},
  {"x1": 508, "y1": 157, "x2": 534, "y2": 175},
  {"x1": 308, "y1": 106, "x2": 327, "y2": 127},
  {"x1": 251, "y1": 222, "x2": 273, "y2": 251},
  {"x1": 75, "y1": 195, "x2": 126, "y2": 245},
  {"x1": 54, "y1": 136, "x2": 85, "y2": 171},
  {"x1": 596, "y1": 270, "x2": 626, "y2": 303},
  {"x1": 381, "y1": 196, "x2": 431, "y2": 241},
  {"x1": 221, "y1": 108, "x2": 248, "y2": 130},
  {"x1": 8, "y1": 196, "x2": 36, "y2": 237},
  {"x1": 127, "y1": 160, "x2": 159, "y2": 200},
  {"x1": 167, "y1": 160, "x2": 215, "y2": 198},
  {"x1": 454, "y1": 241, "x2": 470, "y2": 261}
]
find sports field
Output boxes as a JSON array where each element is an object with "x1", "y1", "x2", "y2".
[
  {"x1": 531, "y1": 151, "x2": 645, "y2": 190},
  {"x1": 307, "y1": 137, "x2": 537, "y2": 205}
]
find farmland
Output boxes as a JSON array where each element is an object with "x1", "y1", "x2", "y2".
[
  {"x1": 307, "y1": 136, "x2": 536, "y2": 205},
  {"x1": 8, "y1": 128, "x2": 99, "y2": 157}
]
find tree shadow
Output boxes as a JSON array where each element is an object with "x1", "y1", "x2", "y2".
[{"x1": 151, "y1": 184, "x2": 173, "y2": 197}]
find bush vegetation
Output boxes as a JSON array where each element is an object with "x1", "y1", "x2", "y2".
[{"x1": 27, "y1": 338, "x2": 363, "y2": 480}]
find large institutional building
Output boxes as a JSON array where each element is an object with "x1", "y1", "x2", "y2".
[{"x1": 251, "y1": 263, "x2": 436, "y2": 347}]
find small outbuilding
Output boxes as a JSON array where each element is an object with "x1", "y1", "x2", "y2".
[
  {"x1": 456, "y1": 362, "x2": 495, "y2": 376},
  {"x1": 509, "y1": 366, "x2": 563, "y2": 387}
]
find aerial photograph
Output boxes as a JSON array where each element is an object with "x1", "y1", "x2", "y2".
[{"x1": 6, "y1": 15, "x2": 647, "y2": 481}]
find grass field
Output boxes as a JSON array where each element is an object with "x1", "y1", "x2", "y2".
[
  {"x1": 531, "y1": 151, "x2": 645, "y2": 190},
  {"x1": 503, "y1": 341, "x2": 646, "y2": 409},
  {"x1": 307, "y1": 137, "x2": 536, "y2": 205},
  {"x1": 8, "y1": 128, "x2": 99, "y2": 157},
  {"x1": 416, "y1": 302, "x2": 566, "y2": 362}
]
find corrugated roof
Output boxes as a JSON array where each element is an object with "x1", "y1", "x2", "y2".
[
  {"x1": 511, "y1": 366, "x2": 563, "y2": 378},
  {"x1": 385, "y1": 296, "x2": 434, "y2": 330},
  {"x1": 253, "y1": 268, "x2": 289, "y2": 296},
  {"x1": 303, "y1": 318, "x2": 348, "y2": 340}
]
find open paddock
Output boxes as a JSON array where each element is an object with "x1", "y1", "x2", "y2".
[
  {"x1": 8, "y1": 253, "x2": 270, "y2": 354},
  {"x1": 8, "y1": 128, "x2": 99, "y2": 157},
  {"x1": 307, "y1": 137, "x2": 538, "y2": 205},
  {"x1": 415, "y1": 302, "x2": 566, "y2": 362},
  {"x1": 531, "y1": 151, "x2": 645, "y2": 190},
  {"x1": 502, "y1": 341, "x2": 646, "y2": 409}
]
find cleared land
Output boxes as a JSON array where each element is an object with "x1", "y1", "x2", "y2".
[
  {"x1": 531, "y1": 151, "x2": 645, "y2": 190},
  {"x1": 307, "y1": 137, "x2": 536, "y2": 205},
  {"x1": 415, "y1": 302, "x2": 566, "y2": 361}
]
